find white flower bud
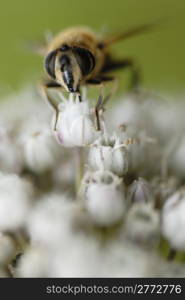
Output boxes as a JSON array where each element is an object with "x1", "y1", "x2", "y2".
[
  {"x1": 0, "y1": 127, "x2": 22, "y2": 173},
  {"x1": 21, "y1": 128, "x2": 60, "y2": 173},
  {"x1": 129, "y1": 131, "x2": 160, "y2": 175},
  {"x1": 109, "y1": 96, "x2": 141, "y2": 130},
  {"x1": 89, "y1": 135, "x2": 129, "y2": 176},
  {"x1": 84, "y1": 171, "x2": 126, "y2": 227},
  {"x1": 28, "y1": 194, "x2": 75, "y2": 248},
  {"x1": 101, "y1": 240, "x2": 161, "y2": 277},
  {"x1": 123, "y1": 203, "x2": 160, "y2": 248},
  {"x1": 145, "y1": 99, "x2": 183, "y2": 142},
  {"x1": 127, "y1": 177, "x2": 153, "y2": 205},
  {"x1": 16, "y1": 246, "x2": 49, "y2": 277},
  {"x1": 0, "y1": 173, "x2": 33, "y2": 231},
  {"x1": 50, "y1": 235, "x2": 102, "y2": 277},
  {"x1": 54, "y1": 95, "x2": 97, "y2": 147},
  {"x1": 161, "y1": 190, "x2": 185, "y2": 250}
]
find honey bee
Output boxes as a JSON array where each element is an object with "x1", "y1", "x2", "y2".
[{"x1": 40, "y1": 22, "x2": 158, "y2": 108}]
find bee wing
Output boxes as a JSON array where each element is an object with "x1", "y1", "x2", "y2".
[
  {"x1": 101, "y1": 20, "x2": 163, "y2": 47},
  {"x1": 23, "y1": 31, "x2": 54, "y2": 56},
  {"x1": 24, "y1": 41, "x2": 47, "y2": 55}
]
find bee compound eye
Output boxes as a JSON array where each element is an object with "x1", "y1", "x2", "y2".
[
  {"x1": 44, "y1": 50, "x2": 58, "y2": 79},
  {"x1": 73, "y1": 47, "x2": 95, "y2": 76}
]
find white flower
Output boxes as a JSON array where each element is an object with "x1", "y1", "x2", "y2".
[
  {"x1": 100, "y1": 241, "x2": 161, "y2": 277},
  {"x1": 129, "y1": 130, "x2": 161, "y2": 175},
  {"x1": 123, "y1": 203, "x2": 160, "y2": 248},
  {"x1": 16, "y1": 246, "x2": 49, "y2": 278},
  {"x1": 22, "y1": 130, "x2": 60, "y2": 172},
  {"x1": 127, "y1": 177, "x2": 153, "y2": 205},
  {"x1": 28, "y1": 193, "x2": 76, "y2": 248},
  {"x1": 88, "y1": 133, "x2": 129, "y2": 176},
  {"x1": 161, "y1": 190, "x2": 185, "y2": 250},
  {"x1": 2, "y1": 86, "x2": 185, "y2": 278},
  {"x1": 0, "y1": 173, "x2": 33, "y2": 231},
  {"x1": 0, "y1": 87, "x2": 52, "y2": 127},
  {"x1": 0, "y1": 126, "x2": 22, "y2": 173},
  {"x1": 159, "y1": 261, "x2": 185, "y2": 277},
  {"x1": 50, "y1": 234, "x2": 161, "y2": 277},
  {"x1": 108, "y1": 95, "x2": 142, "y2": 132},
  {"x1": 50, "y1": 234, "x2": 102, "y2": 277},
  {"x1": 54, "y1": 94, "x2": 97, "y2": 147},
  {"x1": 144, "y1": 98, "x2": 185, "y2": 143},
  {"x1": 83, "y1": 171, "x2": 126, "y2": 227}
]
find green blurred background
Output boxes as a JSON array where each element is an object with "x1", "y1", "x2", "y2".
[{"x1": 0, "y1": 0, "x2": 185, "y2": 95}]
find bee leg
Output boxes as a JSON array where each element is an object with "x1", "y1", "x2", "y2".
[
  {"x1": 100, "y1": 76, "x2": 119, "y2": 106},
  {"x1": 76, "y1": 87, "x2": 82, "y2": 102},
  {"x1": 86, "y1": 75, "x2": 115, "y2": 85},
  {"x1": 129, "y1": 63, "x2": 141, "y2": 91},
  {"x1": 87, "y1": 76, "x2": 118, "y2": 130},
  {"x1": 78, "y1": 94, "x2": 82, "y2": 102},
  {"x1": 87, "y1": 75, "x2": 118, "y2": 105},
  {"x1": 94, "y1": 77, "x2": 117, "y2": 131},
  {"x1": 43, "y1": 81, "x2": 62, "y2": 89},
  {"x1": 38, "y1": 81, "x2": 63, "y2": 130},
  {"x1": 86, "y1": 78, "x2": 102, "y2": 85},
  {"x1": 101, "y1": 58, "x2": 141, "y2": 91},
  {"x1": 95, "y1": 92, "x2": 104, "y2": 131},
  {"x1": 86, "y1": 78, "x2": 107, "y2": 130}
]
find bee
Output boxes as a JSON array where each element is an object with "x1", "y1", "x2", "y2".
[{"x1": 39, "y1": 22, "x2": 158, "y2": 111}]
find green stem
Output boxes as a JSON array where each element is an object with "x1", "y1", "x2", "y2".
[{"x1": 167, "y1": 248, "x2": 177, "y2": 261}]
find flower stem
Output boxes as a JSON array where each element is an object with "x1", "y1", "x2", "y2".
[{"x1": 167, "y1": 248, "x2": 177, "y2": 261}]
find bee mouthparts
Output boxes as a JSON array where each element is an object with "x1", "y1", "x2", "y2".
[{"x1": 68, "y1": 87, "x2": 76, "y2": 93}]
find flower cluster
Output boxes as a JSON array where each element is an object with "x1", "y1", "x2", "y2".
[{"x1": 0, "y1": 87, "x2": 185, "y2": 277}]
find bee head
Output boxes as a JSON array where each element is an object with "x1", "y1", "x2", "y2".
[{"x1": 44, "y1": 45, "x2": 95, "y2": 93}]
